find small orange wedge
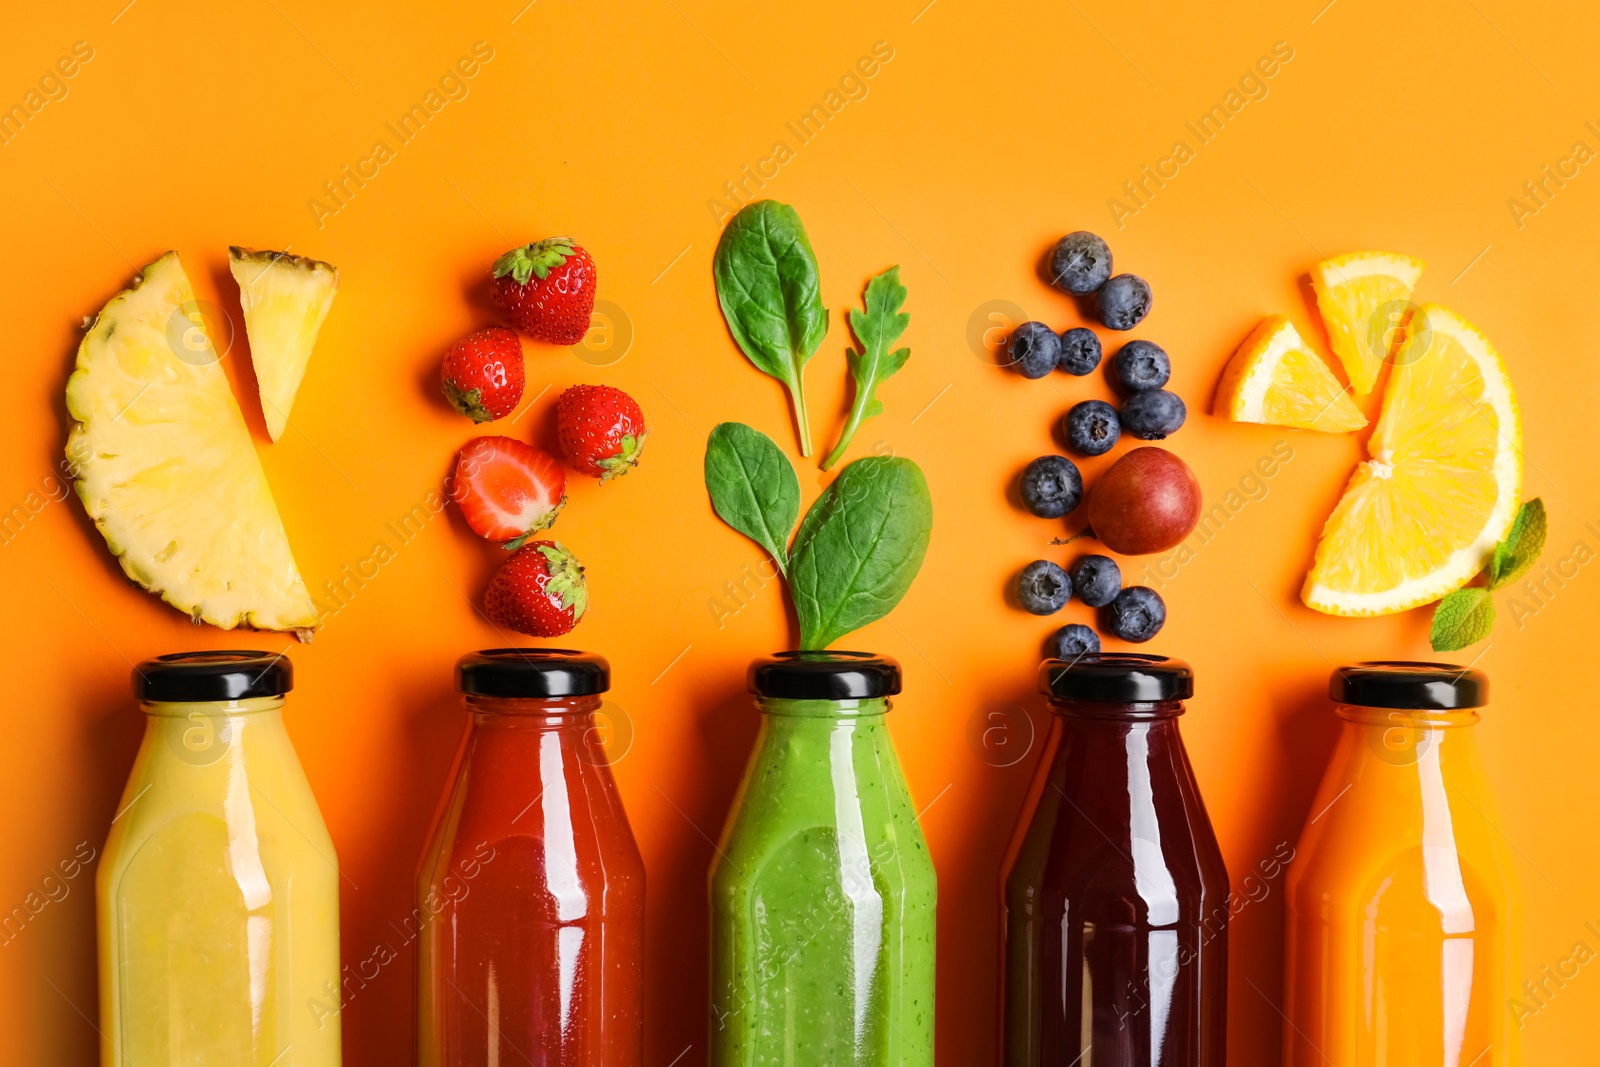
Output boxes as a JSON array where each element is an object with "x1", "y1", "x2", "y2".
[{"x1": 1214, "y1": 315, "x2": 1366, "y2": 433}]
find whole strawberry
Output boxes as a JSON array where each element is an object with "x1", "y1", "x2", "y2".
[
  {"x1": 491, "y1": 237, "x2": 597, "y2": 346},
  {"x1": 442, "y1": 327, "x2": 525, "y2": 422},
  {"x1": 484, "y1": 540, "x2": 588, "y2": 637},
  {"x1": 556, "y1": 385, "x2": 648, "y2": 481}
]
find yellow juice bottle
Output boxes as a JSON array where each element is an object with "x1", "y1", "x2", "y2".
[
  {"x1": 1285, "y1": 661, "x2": 1518, "y2": 1066},
  {"x1": 96, "y1": 651, "x2": 342, "y2": 1066}
]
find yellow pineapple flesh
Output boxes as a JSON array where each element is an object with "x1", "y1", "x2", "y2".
[
  {"x1": 65, "y1": 252, "x2": 320, "y2": 634},
  {"x1": 228, "y1": 246, "x2": 338, "y2": 442}
]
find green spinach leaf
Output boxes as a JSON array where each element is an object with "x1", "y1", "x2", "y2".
[
  {"x1": 789, "y1": 456, "x2": 932, "y2": 649},
  {"x1": 714, "y1": 201, "x2": 828, "y2": 456},
  {"x1": 822, "y1": 266, "x2": 911, "y2": 471},
  {"x1": 704, "y1": 422, "x2": 799, "y2": 576}
]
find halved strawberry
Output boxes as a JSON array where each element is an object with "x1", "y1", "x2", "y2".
[{"x1": 449, "y1": 436, "x2": 566, "y2": 548}]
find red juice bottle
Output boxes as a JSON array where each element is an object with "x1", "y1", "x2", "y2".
[
  {"x1": 416, "y1": 649, "x2": 644, "y2": 1067},
  {"x1": 1002, "y1": 654, "x2": 1229, "y2": 1066}
]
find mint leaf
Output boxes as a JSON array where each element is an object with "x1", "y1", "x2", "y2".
[
  {"x1": 821, "y1": 266, "x2": 911, "y2": 471},
  {"x1": 704, "y1": 423, "x2": 800, "y2": 577},
  {"x1": 1429, "y1": 587, "x2": 1496, "y2": 652},
  {"x1": 1488, "y1": 498, "x2": 1546, "y2": 589},
  {"x1": 713, "y1": 201, "x2": 828, "y2": 456}
]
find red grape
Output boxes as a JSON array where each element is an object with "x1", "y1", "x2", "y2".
[{"x1": 1087, "y1": 447, "x2": 1202, "y2": 554}]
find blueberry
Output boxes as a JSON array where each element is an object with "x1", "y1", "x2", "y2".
[
  {"x1": 1104, "y1": 586, "x2": 1166, "y2": 642},
  {"x1": 1098, "y1": 274, "x2": 1152, "y2": 331},
  {"x1": 1049, "y1": 232, "x2": 1113, "y2": 295},
  {"x1": 1120, "y1": 389, "x2": 1187, "y2": 439},
  {"x1": 1069, "y1": 554, "x2": 1122, "y2": 608},
  {"x1": 1051, "y1": 623, "x2": 1101, "y2": 658},
  {"x1": 1009, "y1": 321, "x2": 1060, "y2": 379},
  {"x1": 1063, "y1": 400, "x2": 1120, "y2": 457},
  {"x1": 1113, "y1": 340, "x2": 1170, "y2": 392},
  {"x1": 1020, "y1": 456, "x2": 1083, "y2": 518},
  {"x1": 1057, "y1": 327, "x2": 1102, "y2": 376},
  {"x1": 1017, "y1": 560, "x2": 1072, "y2": 615}
]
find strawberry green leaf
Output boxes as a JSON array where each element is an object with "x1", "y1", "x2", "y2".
[
  {"x1": 493, "y1": 237, "x2": 576, "y2": 285},
  {"x1": 1488, "y1": 498, "x2": 1547, "y2": 590},
  {"x1": 537, "y1": 542, "x2": 588, "y2": 619},
  {"x1": 596, "y1": 432, "x2": 647, "y2": 482},
  {"x1": 822, "y1": 266, "x2": 911, "y2": 471},
  {"x1": 442, "y1": 381, "x2": 494, "y2": 423},
  {"x1": 1429, "y1": 587, "x2": 1496, "y2": 652},
  {"x1": 503, "y1": 497, "x2": 566, "y2": 551}
]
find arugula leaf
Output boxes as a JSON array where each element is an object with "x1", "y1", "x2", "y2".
[
  {"x1": 821, "y1": 266, "x2": 911, "y2": 471},
  {"x1": 1429, "y1": 587, "x2": 1496, "y2": 652},
  {"x1": 789, "y1": 456, "x2": 932, "y2": 649},
  {"x1": 1488, "y1": 498, "x2": 1546, "y2": 589},
  {"x1": 704, "y1": 423, "x2": 799, "y2": 576},
  {"x1": 714, "y1": 201, "x2": 828, "y2": 456}
]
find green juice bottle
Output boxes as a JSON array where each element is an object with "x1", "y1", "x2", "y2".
[{"x1": 710, "y1": 652, "x2": 936, "y2": 1066}]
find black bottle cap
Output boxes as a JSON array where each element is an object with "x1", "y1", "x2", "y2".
[
  {"x1": 1331, "y1": 661, "x2": 1487, "y2": 710},
  {"x1": 1039, "y1": 652, "x2": 1193, "y2": 702},
  {"x1": 134, "y1": 650, "x2": 293, "y2": 702},
  {"x1": 457, "y1": 648, "x2": 610, "y2": 697},
  {"x1": 749, "y1": 651, "x2": 902, "y2": 700}
]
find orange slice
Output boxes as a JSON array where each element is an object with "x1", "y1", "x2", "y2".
[
  {"x1": 1310, "y1": 251, "x2": 1424, "y2": 396},
  {"x1": 1214, "y1": 315, "x2": 1366, "y2": 433},
  {"x1": 1303, "y1": 305, "x2": 1521, "y2": 616}
]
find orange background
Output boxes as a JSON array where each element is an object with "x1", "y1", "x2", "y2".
[{"x1": 2, "y1": 0, "x2": 1598, "y2": 1062}]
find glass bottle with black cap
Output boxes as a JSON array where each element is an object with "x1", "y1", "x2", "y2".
[
  {"x1": 1001, "y1": 653, "x2": 1229, "y2": 1067},
  {"x1": 416, "y1": 649, "x2": 644, "y2": 1067},
  {"x1": 1284, "y1": 662, "x2": 1518, "y2": 1066},
  {"x1": 96, "y1": 651, "x2": 341, "y2": 1066},
  {"x1": 709, "y1": 651, "x2": 936, "y2": 1067}
]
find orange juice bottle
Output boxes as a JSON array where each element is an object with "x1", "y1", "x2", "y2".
[{"x1": 1285, "y1": 662, "x2": 1518, "y2": 1066}]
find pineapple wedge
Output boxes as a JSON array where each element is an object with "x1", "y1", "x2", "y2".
[
  {"x1": 65, "y1": 252, "x2": 320, "y2": 634},
  {"x1": 228, "y1": 246, "x2": 338, "y2": 441}
]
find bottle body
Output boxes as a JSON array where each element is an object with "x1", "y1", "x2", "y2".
[
  {"x1": 1285, "y1": 704, "x2": 1518, "y2": 1065},
  {"x1": 96, "y1": 697, "x2": 342, "y2": 1066},
  {"x1": 1002, "y1": 699, "x2": 1229, "y2": 1067},
  {"x1": 710, "y1": 695, "x2": 936, "y2": 1067},
  {"x1": 416, "y1": 693, "x2": 645, "y2": 1067}
]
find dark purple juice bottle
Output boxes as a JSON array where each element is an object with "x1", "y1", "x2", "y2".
[{"x1": 1002, "y1": 654, "x2": 1228, "y2": 1066}]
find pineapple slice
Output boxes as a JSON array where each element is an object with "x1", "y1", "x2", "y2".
[
  {"x1": 65, "y1": 252, "x2": 320, "y2": 634},
  {"x1": 228, "y1": 246, "x2": 338, "y2": 441}
]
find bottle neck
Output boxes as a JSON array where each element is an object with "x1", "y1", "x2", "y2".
[
  {"x1": 755, "y1": 696, "x2": 890, "y2": 721},
  {"x1": 1048, "y1": 697, "x2": 1185, "y2": 722},
  {"x1": 140, "y1": 696, "x2": 285, "y2": 718},
  {"x1": 1335, "y1": 703, "x2": 1481, "y2": 729},
  {"x1": 139, "y1": 697, "x2": 286, "y2": 768},
  {"x1": 464, "y1": 693, "x2": 603, "y2": 725}
]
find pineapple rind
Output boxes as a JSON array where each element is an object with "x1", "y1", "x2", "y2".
[{"x1": 65, "y1": 251, "x2": 320, "y2": 633}]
